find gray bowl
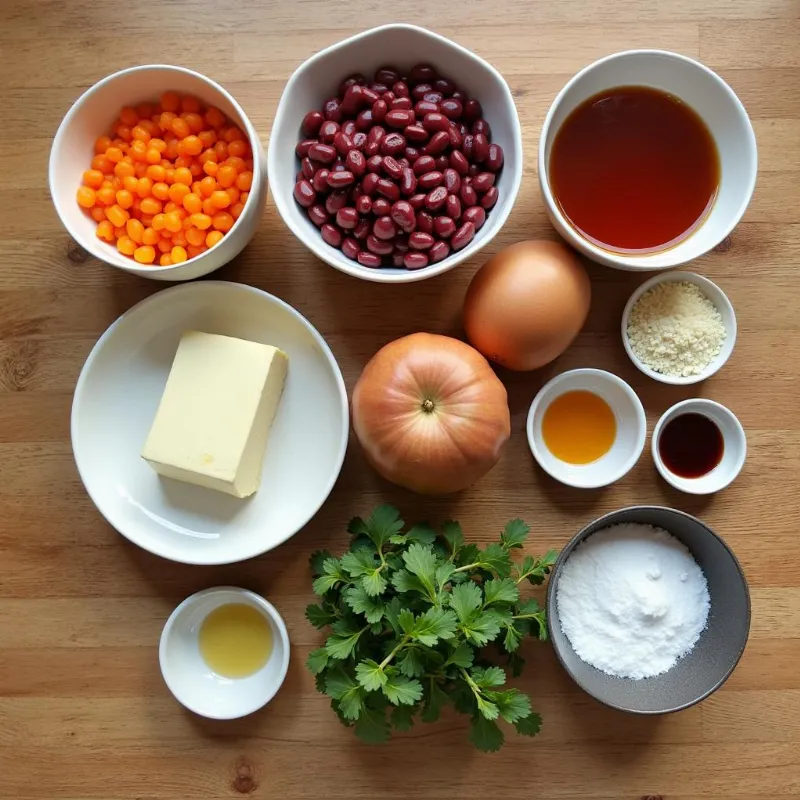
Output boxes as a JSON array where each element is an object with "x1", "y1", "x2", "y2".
[{"x1": 547, "y1": 506, "x2": 750, "y2": 714}]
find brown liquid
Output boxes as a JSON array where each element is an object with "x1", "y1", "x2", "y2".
[
  {"x1": 550, "y1": 86, "x2": 720, "y2": 253},
  {"x1": 658, "y1": 413, "x2": 724, "y2": 478}
]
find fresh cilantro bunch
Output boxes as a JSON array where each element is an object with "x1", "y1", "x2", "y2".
[{"x1": 305, "y1": 505, "x2": 557, "y2": 751}]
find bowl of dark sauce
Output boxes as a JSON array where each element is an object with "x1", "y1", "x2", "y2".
[
  {"x1": 652, "y1": 398, "x2": 747, "y2": 494},
  {"x1": 538, "y1": 50, "x2": 757, "y2": 270}
]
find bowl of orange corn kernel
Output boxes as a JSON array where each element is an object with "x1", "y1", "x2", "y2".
[{"x1": 50, "y1": 65, "x2": 267, "y2": 281}]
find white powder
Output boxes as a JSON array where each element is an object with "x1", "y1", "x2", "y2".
[{"x1": 556, "y1": 523, "x2": 710, "y2": 680}]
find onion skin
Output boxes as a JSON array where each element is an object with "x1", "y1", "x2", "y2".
[
  {"x1": 352, "y1": 333, "x2": 511, "y2": 494},
  {"x1": 463, "y1": 240, "x2": 591, "y2": 371}
]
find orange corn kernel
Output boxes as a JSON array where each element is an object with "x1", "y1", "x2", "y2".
[
  {"x1": 206, "y1": 230, "x2": 224, "y2": 248},
  {"x1": 217, "y1": 165, "x2": 237, "y2": 188},
  {"x1": 83, "y1": 169, "x2": 105, "y2": 189},
  {"x1": 96, "y1": 220, "x2": 115, "y2": 242},
  {"x1": 126, "y1": 218, "x2": 145, "y2": 244},
  {"x1": 76, "y1": 186, "x2": 96, "y2": 208},
  {"x1": 133, "y1": 245, "x2": 156, "y2": 264},
  {"x1": 212, "y1": 212, "x2": 234, "y2": 232},
  {"x1": 115, "y1": 189, "x2": 134, "y2": 209},
  {"x1": 117, "y1": 235, "x2": 137, "y2": 256},
  {"x1": 141, "y1": 227, "x2": 160, "y2": 246}
]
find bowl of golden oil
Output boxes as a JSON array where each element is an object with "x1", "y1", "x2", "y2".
[
  {"x1": 159, "y1": 587, "x2": 290, "y2": 719},
  {"x1": 526, "y1": 368, "x2": 646, "y2": 489}
]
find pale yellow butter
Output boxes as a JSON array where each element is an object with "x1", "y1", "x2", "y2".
[{"x1": 141, "y1": 331, "x2": 288, "y2": 498}]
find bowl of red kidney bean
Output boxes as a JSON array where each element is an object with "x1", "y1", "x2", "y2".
[{"x1": 268, "y1": 23, "x2": 522, "y2": 282}]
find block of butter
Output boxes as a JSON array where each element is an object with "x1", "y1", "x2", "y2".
[{"x1": 141, "y1": 331, "x2": 288, "y2": 498}]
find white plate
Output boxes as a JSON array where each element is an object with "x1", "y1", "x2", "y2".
[{"x1": 72, "y1": 281, "x2": 349, "y2": 564}]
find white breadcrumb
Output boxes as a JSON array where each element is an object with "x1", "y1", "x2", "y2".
[{"x1": 627, "y1": 281, "x2": 726, "y2": 377}]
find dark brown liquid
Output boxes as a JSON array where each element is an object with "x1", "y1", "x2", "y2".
[
  {"x1": 658, "y1": 413, "x2": 724, "y2": 478},
  {"x1": 550, "y1": 86, "x2": 720, "y2": 253}
]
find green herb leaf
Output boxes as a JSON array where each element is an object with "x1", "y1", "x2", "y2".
[
  {"x1": 305, "y1": 603, "x2": 337, "y2": 629},
  {"x1": 325, "y1": 667, "x2": 357, "y2": 699},
  {"x1": 361, "y1": 569, "x2": 388, "y2": 598},
  {"x1": 490, "y1": 688, "x2": 532, "y2": 724},
  {"x1": 402, "y1": 543, "x2": 437, "y2": 596},
  {"x1": 325, "y1": 625, "x2": 366, "y2": 659},
  {"x1": 404, "y1": 523, "x2": 437, "y2": 545},
  {"x1": 462, "y1": 609, "x2": 502, "y2": 646},
  {"x1": 383, "y1": 596, "x2": 402, "y2": 634},
  {"x1": 341, "y1": 549, "x2": 378, "y2": 577},
  {"x1": 357, "y1": 505, "x2": 404, "y2": 550},
  {"x1": 442, "y1": 520, "x2": 465, "y2": 557},
  {"x1": 514, "y1": 711, "x2": 542, "y2": 737},
  {"x1": 343, "y1": 585, "x2": 385, "y2": 623},
  {"x1": 471, "y1": 666, "x2": 506, "y2": 689},
  {"x1": 470, "y1": 716, "x2": 505, "y2": 752},
  {"x1": 458, "y1": 543, "x2": 480, "y2": 567},
  {"x1": 483, "y1": 577, "x2": 519, "y2": 606},
  {"x1": 501, "y1": 519, "x2": 530, "y2": 549},
  {"x1": 397, "y1": 647, "x2": 425, "y2": 677},
  {"x1": 412, "y1": 607, "x2": 457, "y2": 646},
  {"x1": 354, "y1": 705, "x2": 390, "y2": 744},
  {"x1": 397, "y1": 608, "x2": 416, "y2": 636},
  {"x1": 390, "y1": 705, "x2": 416, "y2": 731},
  {"x1": 310, "y1": 549, "x2": 334, "y2": 575},
  {"x1": 445, "y1": 641, "x2": 475, "y2": 668},
  {"x1": 312, "y1": 557, "x2": 349, "y2": 595},
  {"x1": 421, "y1": 679, "x2": 449, "y2": 722},
  {"x1": 503, "y1": 622, "x2": 523, "y2": 653},
  {"x1": 435, "y1": 562, "x2": 456, "y2": 588},
  {"x1": 355, "y1": 659, "x2": 387, "y2": 692},
  {"x1": 339, "y1": 686, "x2": 366, "y2": 721},
  {"x1": 383, "y1": 673, "x2": 424, "y2": 705},
  {"x1": 448, "y1": 581, "x2": 482, "y2": 622},
  {"x1": 516, "y1": 598, "x2": 548, "y2": 640},
  {"x1": 476, "y1": 695, "x2": 499, "y2": 720},
  {"x1": 392, "y1": 568, "x2": 427, "y2": 595},
  {"x1": 479, "y1": 543, "x2": 513, "y2": 577},
  {"x1": 306, "y1": 647, "x2": 330, "y2": 675}
]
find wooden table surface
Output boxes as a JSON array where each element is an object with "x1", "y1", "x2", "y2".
[{"x1": 2, "y1": 1, "x2": 799, "y2": 798}]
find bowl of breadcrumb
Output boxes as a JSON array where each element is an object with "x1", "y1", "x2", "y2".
[{"x1": 621, "y1": 271, "x2": 736, "y2": 385}]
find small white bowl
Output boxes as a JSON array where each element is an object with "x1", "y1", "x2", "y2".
[
  {"x1": 50, "y1": 65, "x2": 267, "y2": 282},
  {"x1": 268, "y1": 23, "x2": 523, "y2": 283},
  {"x1": 622, "y1": 271, "x2": 737, "y2": 385},
  {"x1": 71, "y1": 281, "x2": 348, "y2": 565},
  {"x1": 652, "y1": 399, "x2": 746, "y2": 494},
  {"x1": 538, "y1": 50, "x2": 757, "y2": 271},
  {"x1": 526, "y1": 368, "x2": 646, "y2": 489},
  {"x1": 159, "y1": 587, "x2": 290, "y2": 719}
]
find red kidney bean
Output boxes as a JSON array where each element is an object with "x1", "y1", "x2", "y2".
[
  {"x1": 376, "y1": 178, "x2": 400, "y2": 201},
  {"x1": 311, "y1": 167, "x2": 330, "y2": 192},
  {"x1": 391, "y1": 96, "x2": 412, "y2": 110},
  {"x1": 409, "y1": 231, "x2": 434, "y2": 250},
  {"x1": 325, "y1": 191, "x2": 348, "y2": 214},
  {"x1": 416, "y1": 211, "x2": 434, "y2": 234},
  {"x1": 443, "y1": 168, "x2": 461, "y2": 194},
  {"x1": 422, "y1": 132, "x2": 447, "y2": 156},
  {"x1": 323, "y1": 97, "x2": 343, "y2": 122},
  {"x1": 296, "y1": 170, "x2": 304, "y2": 182},
  {"x1": 333, "y1": 131, "x2": 354, "y2": 155},
  {"x1": 424, "y1": 92, "x2": 445, "y2": 106},
  {"x1": 462, "y1": 134, "x2": 474, "y2": 160},
  {"x1": 425, "y1": 186, "x2": 448, "y2": 210},
  {"x1": 413, "y1": 155, "x2": 436, "y2": 176},
  {"x1": 446, "y1": 193, "x2": 462, "y2": 220},
  {"x1": 415, "y1": 100, "x2": 439, "y2": 115},
  {"x1": 340, "y1": 120, "x2": 357, "y2": 138},
  {"x1": 356, "y1": 195, "x2": 372, "y2": 215},
  {"x1": 354, "y1": 218, "x2": 370, "y2": 239},
  {"x1": 350, "y1": 182, "x2": 363, "y2": 201},
  {"x1": 398, "y1": 157, "x2": 410, "y2": 168},
  {"x1": 331, "y1": 160, "x2": 347, "y2": 172},
  {"x1": 451, "y1": 221, "x2": 476, "y2": 251},
  {"x1": 340, "y1": 73, "x2": 365, "y2": 92},
  {"x1": 346, "y1": 150, "x2": 366, "y2": 177},
  {"x1": 440, "y1": 98, "x2": 463, "y2": 119},
  {"x1": 410, "y1": 63, "x2": 437, "y2": 83},
  {"x1": 400, "y1": 167, "x2": 417, "y2": 195},
  {"x1": 429, "y1": 240, "x2": 450, "y2": 263},
  {"x1": 382, "y1": 156, "x2": 403, "y2": 180},
  {"x1": 372, "y1": 197, "x2": 391, "y2": 216},
  {"x1": 433, "y1": 217, "x2": 456, "y2": 239},
  {"x1": 372, "y1": 99, "x2": 388, "y2": 123},
  {"x1": 404, "y1": 252, "x2": 429, "y2": 269},
  {"x1": 335, "y1": 207, "x2": 358, "y2": 228},
  {"x1": 468, "y1": 163, "x2": 479, "y2": 177},
  {"x1": 373, "y1": 216, "x2": 397, "y2": 240},
  {"x1": 302, "y1": 111, "x2": 324, "y2": 137},
  {"x1": 458, "y1": 122, "x2": 469, "y2": 136},
  {"x1": 360, "y1": 173, "x2": 380, "y2": 197},
  {"x1": 361, "y1": 87, "x2": 380, "y2": 105},
  {"x1": 449, "y1": 150, "x2": 469, "y2": 176},
  {"x1": 321, "y1": 223, "x2": 342, "y2": 248},
  {"x1": 422, "y1": 112, "x2": 450, "y2": 133},
  {"x1": 480, "y1": 186, "x2": 499, "y2": 209},
  {"x1": 404, "y1": 124, "x2": 429, "y2": 143},
  {"x1": 418, "y1": 170, "x2": 443, "y2": 190},
  {"x1": 308, "y1": 143, "x2": 336, "y2": 164},
  {"x1": 341, "y1": 85, "x2": 364, "y2": 115},
  {"x1": 464, "y1": 99, "x2": 482, "y2": 122},
  {"x1": 391, "y1": 200, "x2": 416, "y2": 232},
  {"x1": 366, "y1": 155, "x2": 383, "y2": 174},
  {"x1": 472, "y1": 172, "x2": 495, "y2": 193},
  {"x1": 358, "y1": 251, "x2": 383, "y2": 268},
  {"x1": 356, "y1": 109, "x2": 374, "y2": 131},
  {"x1": 434, "y1": 77, "x2": 456, "y2": 95},
  {"x1": 352, "y1": 132, "x2": 367, "y2": 150},
  {"x1": 293, "y1": 179, "x2": 316, "y2": 207},
  {"x1": 462, "y1": 205, "x2": 486, "y2": 229},
  {"x1": 296, "y1": 138, "x2": 317, "y2": 158},
  {"x1": 342, "y1": 237, "x2": 360, "y2": 260},
  {"x1": 448, "y1": 124, "x2": 463, "y2": 149},
  {"x1": 380, "y1": 133, "x2": 406, "y2": 156},
  {"x1": 370, "y1": 82, "x2": 390, "y2": 95},
  {"x1": 404, "y1": 145, "x2": 421, "y2": 160},
  {"x1": 383, "y1": 91, "x2": 396, "y2": 104},
  {"x1": 460, "y1": 183, "x2": 477, "y2": 206},
  {"x1": 321, "y1": 120, "x2": 341, "y2": 144},
  {"x1": 408, "y1": 193, "x2": 427, "y2": 211},
  {"x1": 471, "y1": 119, "x2": 491, "y2": 138},
  {"x1": 392, "y1": 80, "x2": 410, "y2": 98},
  {"x1": 386, "y1": 109, "x2": 415, "y2": 128},
  {"x1": 367, "y1": 234, "x2": 394, "y2": 255},
  {"x1": 485, "y1": 143, "x2": 504, "y2": 172},
  {"x1": 452, "y1": 89, "x2": 467, "y2": 102},
  {"x1": 412, "y1": 82, "x2": 433, "y2": 100},
  {"x1": 473, "y1": 133, "x2": 490, "y2": 162},
  {"x1": 301, "y1": 157, "x2": 316, "y2": 180},
  {"x1": 434, "y1": 155, "x2": 449, "y2": 171},
  {"x1": 307, "y1": 204, "x2": 328, "y2": 227},
  {"x1": 327, "y1": 170, "x2": 355, "y2": 189},
  {"x1": 376, "y1": 67, "x2": 401, "y2": 85}
]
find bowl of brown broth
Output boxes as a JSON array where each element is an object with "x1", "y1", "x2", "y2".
[{"x1": 538, "y1": 50, "x2": 757, "y2": 271}]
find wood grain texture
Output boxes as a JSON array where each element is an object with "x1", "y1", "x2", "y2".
[{"x1": 1, "y1": 2, "x2": 798, "y2": 798}]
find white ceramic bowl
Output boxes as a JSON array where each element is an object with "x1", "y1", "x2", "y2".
[
  {"x1": 526, "y1": 368, "x2": 646, "y2": 489},
  {"x1": 652, "y1": 399, "x2": 746, "y2": 495},
  {"x1": 268, "y1": 23, "x2": 523, "y2": 283},
  {"x1": 622, "y1": 271, "x2": 737, "y2": 385},
  {"x1": 160, "y1": 587, "x2": 290, "y2": 719},
  {"x1": 538, "y1": 50, "x2": 757, "y2": 271},
  {"x1": 50, "y1": 65, "x2": 267, "y2": 281},
  {"x1": 71, "y1": 281, "x2": 348, "y2": 565}
]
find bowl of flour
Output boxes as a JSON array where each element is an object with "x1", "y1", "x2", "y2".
[{"x1": 547, "y1": 505, "x2": 750, "y2": 713}]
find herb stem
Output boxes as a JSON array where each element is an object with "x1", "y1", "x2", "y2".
[{"x1": 379, "y1": 634, "x2": 410, "y2": 670}]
